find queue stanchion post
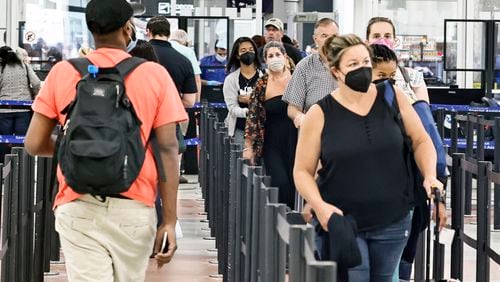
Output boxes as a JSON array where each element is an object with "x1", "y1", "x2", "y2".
[
  {"x1": 1, "y1": 155, "x2": 15, "y2": 281},
  {"x1": 450, "y1": 153, "x2": 465, "y2": 280},
  {"x1": 476, "y1": 161, "x2": 491, "y2": 282},
  {"x1": 493, "y1": 118, "x2": 500, "y2": 230},
  {"x1": 477, "y1": 115, "x2": 485, "y2": 161},
  {"x1": 227, "y1": 143, "x2": 242, "y2": 282},
  {"x1": 450, "y1": 111, "x2": 458, "y2": 155},
  {"x1": 464, "y1": 114, "x2": 474, "y2": 215}
]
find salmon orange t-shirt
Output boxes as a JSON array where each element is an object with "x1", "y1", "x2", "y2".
[{"x1": 32, "y1": 48, "x2": 188, "y2": 208}]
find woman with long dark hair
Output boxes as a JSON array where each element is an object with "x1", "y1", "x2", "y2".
[
  {"x1": 0, "y1": 46, "x2": 41, "y2": 159},
  {"x1": 223, "y1": 36, "x2": 261, "y2": 143}
]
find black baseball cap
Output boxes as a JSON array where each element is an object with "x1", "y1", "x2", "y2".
[{"x1": 85, "y1": 0, "x2": 133, "y2": 35}]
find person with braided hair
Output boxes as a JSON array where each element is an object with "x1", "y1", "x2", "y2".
[
  {"x1": 371, "y1": 43, "x2": 398, "y2": 85},
  {"x1": 370, "y1": 42, "x2": 448, "y2": 282}
]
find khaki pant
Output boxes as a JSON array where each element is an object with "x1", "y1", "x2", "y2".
[{"x1": 55, "y1": 194, "x2": 157, "y2": 282}]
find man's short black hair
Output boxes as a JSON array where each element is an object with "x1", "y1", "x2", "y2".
[
  {"x1": 147, "y1": 16, "x2": 171, "y2": 38},
  {"x1": 85, "y1": 0, "x2": 133, "y2": 35}
]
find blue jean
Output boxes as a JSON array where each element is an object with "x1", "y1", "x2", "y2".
[
  {"x1": 349, "y1": 212, "x2": 412, "y2": 282},
  {"x1": 314, "y1": 212, "x2": 412, "y2": 282},
  {"x1": 0, "y1": 111, "x2": 32, "y2": 161}
]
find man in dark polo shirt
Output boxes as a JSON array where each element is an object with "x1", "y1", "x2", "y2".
[
  {"x1": 147, "y1": 16, "x2": 197, "y2": 108},
  {"x1": 147, "y1": 16, "x2": 196, "y2": 186}
]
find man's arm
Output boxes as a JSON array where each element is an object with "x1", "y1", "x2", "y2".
[
  {"x1": 154, "y1": 122, "x2": 180, "y2": 267},
  {"x1": 25, "y1": 112, "x2": 58, "y2": 157},
  {"x1": 195, "y1": 74, "x2": 202, "y2": 102},
  {"x1": 181, "y1": 93, "x2": 196, "y2": 108},
  {"x1": 287, "y1": 104, "x2": 305, "y2": 128}
]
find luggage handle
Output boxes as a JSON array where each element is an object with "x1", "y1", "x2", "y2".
[{"x1": 426, "y1": 186, "x2": 443, "y2": 282}]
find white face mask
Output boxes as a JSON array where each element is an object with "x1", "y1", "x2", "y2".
[
  {"x1": 126, "y1": 24, "x2": 138, "y2": 53},
  {"x1": 215, "y1": 54, "x2": 226, "y2": 62},
  {"x1": 267, "y1": 58, "x2": 285, "y2": 72}
]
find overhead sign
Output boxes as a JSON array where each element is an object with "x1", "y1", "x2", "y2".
[
  {"x1": 158, "y1": 2, "x2": 169, "y2": 14},
  {"x1": 158, "y1": 3, "x2": 194, "y2": 15},
  {"x1": 293, "y1": 13, "x2": 319, "y2": 23}
]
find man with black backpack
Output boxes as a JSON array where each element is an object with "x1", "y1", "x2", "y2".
[{"x1": 24, "y1": 0, "x2": 187, "y2": 280}]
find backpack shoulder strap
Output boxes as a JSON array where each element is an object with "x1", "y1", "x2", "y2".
[
  {"x1": 115, "y1": 56, "x2": 166, "y2": 182},
  {"x1": 67, "y1": 58, "x2": 92, "y2": 76},
  {"x1": 378, "y1": 80, "x2": 412, "y2": 148},
  {"x1": 115, "y1": 57, "x2": 147, "y2": 78}
]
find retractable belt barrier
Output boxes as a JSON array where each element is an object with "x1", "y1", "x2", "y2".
[{"x1": 199, "y1": 100, "x2": 337, "y2": 282}]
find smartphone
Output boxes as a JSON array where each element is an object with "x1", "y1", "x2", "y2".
[{"x1": 160, "y1": 231, "x2": 169, "y2": 253}]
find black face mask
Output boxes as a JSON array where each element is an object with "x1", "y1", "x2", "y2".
[
  {"x1": 240, "y1": 52, "x2": 255, "y2": 66},
  {"x1": 341, "y1": 67, "x2": 373, "y2": 93},
  {"x1": 373, "y1": 77, "x2": 396, "y2": 85}
]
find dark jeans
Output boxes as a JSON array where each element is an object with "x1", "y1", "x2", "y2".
[
  {"x1": 0, "y1": 111, "x2": 32, "y2": 161},
  {"x1": 315, "y1": 212, "x2": 412, "y2": 282}
]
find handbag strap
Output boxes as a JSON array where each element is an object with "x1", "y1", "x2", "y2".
[{"x1": 24, "y1": 63, "x2": 32, "y2": 86}]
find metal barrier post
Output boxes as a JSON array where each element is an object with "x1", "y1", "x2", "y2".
[
  {"x1": 227, "y1": 144, "x2": 242, "y2": 282},
  {"x1": 206, "y1": 114, "x2": 217, "y2": 232},
  {"x1": 7, "y1": 154, "x2": 19, "y2": 281},
  {"x1": 243, "y1": 165, "x2": 262, "y2": 282},
  {"x1": 234, "y1": 158, "x2": 245, "y2": 281},
  {"x1": 450, "y1": 111, "x2": 458, "y2": 154},
  {"x1": 221, "y1": 134, "x2": 230, "y2": 280},
  {"x1": 464, "y1": 115, "x2": 474, "y2": 215},
  {"x1": 33, "y1": 157, "x2": 50, "y2": 280},
  {"x1": 493, "y1": 117, "x2": 500, "y2": 229},
  {"x1": 450, "y1": 153, "x2": 465, "y2": 280},
  {"x1": 249, "y1": 168, "x2": 264, "y2": 282},
  {"x1": 1, "y1": 155, "x2": 15, "y2": 282},
  {"x1": 476, "y1": 161, "x2": 491, "y2": 282},
  {"x1": 13, "y1": 148, "x2": 34, "y2": 282},
  {"x1": 436, "y1": 108, "x2": 445, "y2": 138},
  {"x1": 199, "y1": 100, "x2": 209, "y2": 189},
  {"x1": 289, "y1": 224, "x2": 306, "y2": 282},
  {"x1": 214, "y1": 123, "x2": 226, "y2": 273},
  {"x1": 477, "y1": 115, "x2": 485, "y2": 161}
]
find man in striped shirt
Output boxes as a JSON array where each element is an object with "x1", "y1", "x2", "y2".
[{"x1": 283, "y1": 18, "x2": 339, "y2": 128}]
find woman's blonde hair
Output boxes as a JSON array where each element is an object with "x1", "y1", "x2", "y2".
[{"x1": 322, "y1": 34, "x2": 373, "y2": 72}]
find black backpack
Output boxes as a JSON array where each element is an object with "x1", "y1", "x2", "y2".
[{"x1": 57, "y1": 57, "x2": 153, "y2": 195}]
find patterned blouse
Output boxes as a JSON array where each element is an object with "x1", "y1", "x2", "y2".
[{"x1": 244, "y1": 74, "x2": 269, "y2": 163}]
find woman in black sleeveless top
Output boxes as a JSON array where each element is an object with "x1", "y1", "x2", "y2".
[{"x1": 293, "y1": 34, "x2": 444, "y2": 281}]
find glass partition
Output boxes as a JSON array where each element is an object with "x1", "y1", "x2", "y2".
[
  {"x1": 494, "y1": 21, "x2": 500, "y2": 90},
  {"x1": 186, "y1": 17, "x2": 229, "y2": 60},
  {"x1": 22, "y1": 5, "x2": 91, "y2": 59}
]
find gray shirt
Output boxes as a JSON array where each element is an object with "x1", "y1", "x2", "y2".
[
  {"x1": 282, "y1": 53, "x2": 337, "y2": 112},
  {"x1": 0, "y1": 63, "x2": 41, "y2": 113}
]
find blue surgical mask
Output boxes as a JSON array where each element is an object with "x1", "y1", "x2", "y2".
[{"x1": 126, "y1": 24, "x2": 138, "y2": 53}]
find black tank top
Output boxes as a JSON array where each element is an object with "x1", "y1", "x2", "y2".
[{"x1": 316, "y1": 91, "x2": 411, "y2": 231}]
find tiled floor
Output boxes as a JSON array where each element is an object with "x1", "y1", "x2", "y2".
[{"x1": 45, "y1": 175, "x2": 222, "y2": 282}]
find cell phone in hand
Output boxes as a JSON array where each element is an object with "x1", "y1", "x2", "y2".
[{"x1": 161, "y1": 232, "x2": 169, "y2": 254}]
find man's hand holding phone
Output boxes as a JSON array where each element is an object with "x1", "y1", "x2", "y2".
[{"x1": 154, "y1": 224, "x2": 177, "y2": 268}]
